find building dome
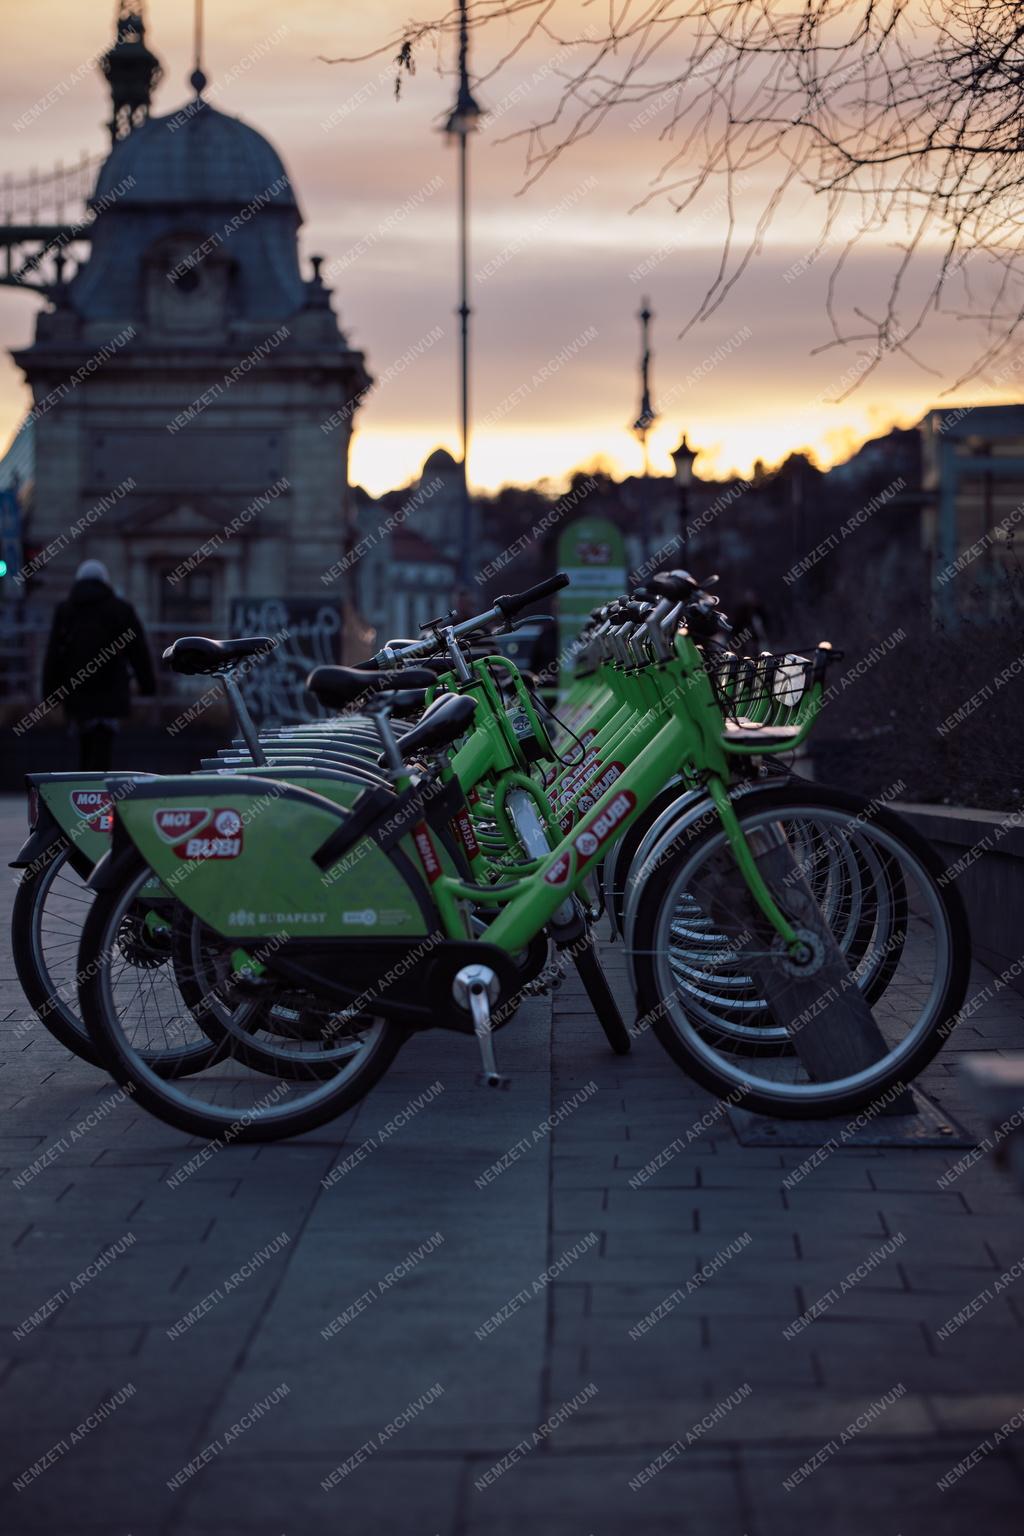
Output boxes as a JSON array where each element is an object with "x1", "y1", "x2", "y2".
[
  {"x1": 70, "y1": 98, "x2": 306, "y2": 325},
  {"x1": 93, "y1": 101, "x2": 299, "y2": 213},
  {"x1": 421, "y1": 447, "x2": 459, "y2": 476}
]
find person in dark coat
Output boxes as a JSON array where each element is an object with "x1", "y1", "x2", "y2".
[{"x1": 42, "y1": 559, "x2": 156, "y2": 770}]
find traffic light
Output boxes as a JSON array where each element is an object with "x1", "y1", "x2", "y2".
[{"x1": 0, "y1": 489, "x2": 22, "y2": 601}]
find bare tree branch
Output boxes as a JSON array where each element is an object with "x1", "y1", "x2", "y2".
[{"x1": 323, "y1": 1, "x2": 1024, "y2": 388}]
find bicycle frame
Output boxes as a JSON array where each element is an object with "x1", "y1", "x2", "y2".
[{"x1": 422, "y1": 633, "x2": 824, "y2": 958}]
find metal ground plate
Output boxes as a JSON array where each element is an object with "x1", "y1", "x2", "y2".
[{"x1": 728, "y1": 1088, "x2": 976, "y2": 1148}]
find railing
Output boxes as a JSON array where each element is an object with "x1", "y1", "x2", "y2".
[{"x1": 1, "y1": 152, "x2": 103, "y2": 226}]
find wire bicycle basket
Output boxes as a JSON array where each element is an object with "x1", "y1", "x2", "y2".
[{"x1": 706, "y1": 649, "x2": 819, "y2": 743}]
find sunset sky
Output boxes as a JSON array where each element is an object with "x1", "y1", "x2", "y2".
[{"x1": 0, "y1": 0, "x2": 1018, "y2": 495}]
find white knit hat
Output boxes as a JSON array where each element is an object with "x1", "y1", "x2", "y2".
[{"x1": 75, "y1": 559, "x2": 111, "y2": 585}]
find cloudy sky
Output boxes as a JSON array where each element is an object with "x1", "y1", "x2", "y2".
[{"x1": 0, "y1": 0, "x2": 1017, "y2": 494}]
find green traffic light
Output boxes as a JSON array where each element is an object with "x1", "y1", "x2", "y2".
[{"x1": 0, "y1": 560, "x2": 8, "y2": 577}]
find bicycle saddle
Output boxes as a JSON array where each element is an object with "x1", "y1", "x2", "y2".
[
  {"x1": 389, "y1": 688, "x2": 430, "y2": 720},
  {"x1": 398, "y1": 694, "x2": 477, "y2": 760},
  {"x1": 306, "y1": 665, "x2": 437, "y2": 709},
  {"x1": 162, "y1": 635, "x2": 276, "y2": 676}
]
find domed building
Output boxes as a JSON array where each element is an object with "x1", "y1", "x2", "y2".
[
  {"x1": 12, "y1": 3, "x2": 370, "y2": 651},
  {"x1": 350, "y1": 449, "x2": 460, "y2": 644}
]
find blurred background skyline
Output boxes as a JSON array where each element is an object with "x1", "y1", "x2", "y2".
[{"x1": 1, "y1": 0, "x2": 1018, "y2": 496}]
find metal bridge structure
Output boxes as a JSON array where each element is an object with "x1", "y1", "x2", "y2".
[{"x1": 0, "y1": 152, "x2": 105, "y2": 295}]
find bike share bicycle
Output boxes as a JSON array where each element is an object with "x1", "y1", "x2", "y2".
[
  {"x1": 64, "y1": 571, "x2": 969, "y2": 1140},
  {"x1": 11, "y1": 579, "x2": 626, "y2": 1074}
]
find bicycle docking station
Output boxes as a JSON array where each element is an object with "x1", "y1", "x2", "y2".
[{"x1": 693, "y1": 823, "x2": 973, "y2": 1147}]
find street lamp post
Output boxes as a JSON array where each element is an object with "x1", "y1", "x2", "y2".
[
  {"x1": 444, "y1": 0, "x2": 483, "y2": 587},
  {"x1": 671, "y1": 434, "x2": 697, "y2": 568}
]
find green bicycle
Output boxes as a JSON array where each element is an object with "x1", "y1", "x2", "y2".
[{"x1": 74, "y1": 571, "x2": 969, "y2": 1140}]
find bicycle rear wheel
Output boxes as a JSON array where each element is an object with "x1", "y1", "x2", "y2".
[
  {"x1": 12, "y1": 833, "x2": 102, "y2": 1065},
  {"x1": 78, "y1": 851, "x2": 408, "y2": 1141},
  {"x1": 13, "y1": 833, "x2": 215, "y2": 1076}
]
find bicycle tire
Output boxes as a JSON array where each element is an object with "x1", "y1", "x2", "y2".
[
  {"x1": 631, "y1": 783, "x2": 970, "y2": 1119},
  {"x1": 78, "y1": 848, "x2": 410, "y2": 1141}
]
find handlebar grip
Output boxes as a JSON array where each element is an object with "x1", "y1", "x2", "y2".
[
  {"x1": 493, "y1": 572, "x2": 569, "y2": 620},
  {"x1": 684, "y1": 600, "x2": 729, "y2": 639},
  {"x1": 811, "y1": 642, "x2": 843, "y2": 685},
  {"x1": 354, "y1": 656, "x2": 379, "y2": 671}
]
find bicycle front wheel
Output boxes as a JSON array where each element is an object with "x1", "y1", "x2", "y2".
[{"x1": 631, "y1": 784, "x2": 970, "y2": 1119}]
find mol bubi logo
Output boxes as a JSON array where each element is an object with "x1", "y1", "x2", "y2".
[
  {"x1": 573, "y1": 790, "x2": 636, "y2": 868},
  {"x1": 155, "y1": 806, "x2": 243, "y2": 860},
  {"x1": 546, "y1": 789, "x2": 636, "y2": 886},
  {"x1": 154, "y1": 807, "x2": 210, "y2": 843},
  {"x1": 576, "y1": 761, "x2": 624, "y2": 815},
  {"x1": 70, "y1": 789, "x2": 114, "y2": 832}
]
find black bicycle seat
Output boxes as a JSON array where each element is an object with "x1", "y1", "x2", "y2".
[
  {"x1": 398, "y1": 694, "x2": 477, "y2": 760},
  {"x1": 162, "y1": 635, "x2": 276, "y2": 676},
  {"x1": 389, "y1": 688, "x2": 429, "y2": 720},
  {"x1": 306, "y1": 665, "x2": 437, "y2": 710}
]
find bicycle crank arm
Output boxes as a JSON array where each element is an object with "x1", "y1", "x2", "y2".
[{"x1": 453, "y1": 964, "x2": 510, "y2": 1089}]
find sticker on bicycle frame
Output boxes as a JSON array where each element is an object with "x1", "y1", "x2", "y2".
[
  {"x1": 452, "y1": 806, "x2": 481, "y2": 860},
  {"x1": 555, "y1": 751, "x2": 601, "y2": 806},
  {"x1": 544, "y1": 851, "x2": 571, "y2": 886},
  {"x1": 70, "y1": 789, "x2": 114, "y2": 831},
  {"x1": 173, "y1": 830, "x2": 243, "y2": 860},
  {"x1": 342, "y1": 908, "x2": 411, "y2": 927},
  {"x1": 412, "y1": 821, "x2": 442, "y2": 884},
  {"x1": 154, "y1": 807, "x2": 210, "y2": 843},
  {"x1": 577, "y1": 761, "x2": 624, "y2": 813},
  {"x1": 573, "y1": 790, "x2": 636, "y2": 867}
]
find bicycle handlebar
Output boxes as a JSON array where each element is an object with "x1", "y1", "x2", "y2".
[
  {"x1": 493, "y1": 572, "x2": 569, "y2": 620},
  {"x1": 371, "y1": 573, "x2": 571, "y2": 666}
]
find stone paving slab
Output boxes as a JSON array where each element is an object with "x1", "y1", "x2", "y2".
[{"x1": 0, "y1": 795, "x2": 1022, "y2": 1534}]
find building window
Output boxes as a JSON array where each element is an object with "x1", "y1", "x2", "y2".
[
  {"x1": 144, "y1": 234, "x2": 231, "y2": 333},
  {"x1": 158, "y1": 562, "x2": 217, "y2": 628}
]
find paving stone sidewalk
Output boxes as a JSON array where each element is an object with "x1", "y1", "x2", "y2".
[{"x1": 0, "y1": 794, "x2": 1022, "y2": 1535}]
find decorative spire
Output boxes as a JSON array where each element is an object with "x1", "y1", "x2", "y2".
[
  {"x1": 100, "y1": 2, "x2": 162, "y2": 145},
  {"x1": 632, "y1": 298, "x2": 658, "y2": 479},
  {"x1": 189, "y1": 0, "x2": 207, "y2": 99},
  {"x1": 443, "y1": 0, "x2": 483, "y2": 137}
]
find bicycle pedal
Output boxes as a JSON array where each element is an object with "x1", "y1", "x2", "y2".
[{"x1": 232, "y1": 972, "x2": 276, "y2": 997}]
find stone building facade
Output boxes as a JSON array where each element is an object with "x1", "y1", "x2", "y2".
[{"x1": 10, "y1": 13, "x2": 369, "y2": 637}]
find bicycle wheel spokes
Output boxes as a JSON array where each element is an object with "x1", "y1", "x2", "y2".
[
  {"x1": 93, "y1": 865, "x2": 391, "y2": 1130},
  {"x1": 33, "y1": 851, "x2": 94, "y2": 1031},
  {"x1": 651, "y1": 802, "x2": 953, "y2": 1103}
]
